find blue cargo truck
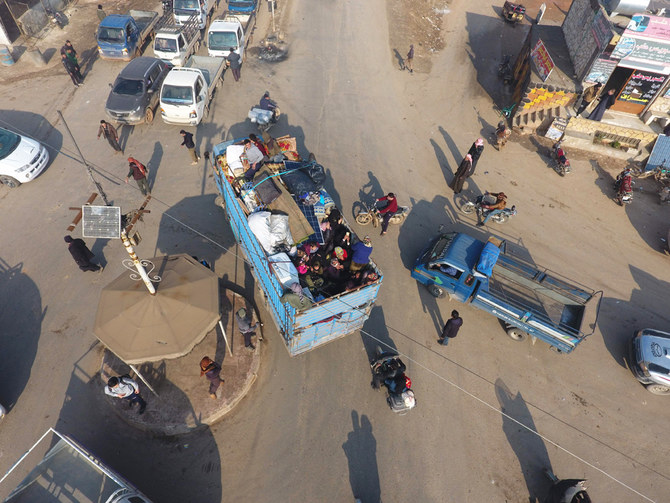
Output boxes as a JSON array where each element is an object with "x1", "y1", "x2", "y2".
[
  {"x1": 412, "y1": 232, "x2": 602, "y2": 353},
  {"x1": 97, "y1": 10, "x2": 159, "y2": 61},
  {"x1": 212, "y1": 140, "x2": 382, "y2": 356}
]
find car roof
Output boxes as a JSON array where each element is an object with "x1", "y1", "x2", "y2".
[
  {"x1": 100, "y1": 14, "x2": 131, "y2": 29},
  {"x1": 119, "y1": 57, "x2": 163, "y2": 79},
  {"x1": 163, "y1": 68, "x2": 200, "y2": 86}
]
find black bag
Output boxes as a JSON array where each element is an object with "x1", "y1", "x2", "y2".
[{"x1": 253, "y1": 174, "x2": 281, "y2": 205}]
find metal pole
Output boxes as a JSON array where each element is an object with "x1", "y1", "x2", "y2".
[
  {"x1": 270, "y1": 0, "x2": 276, "y2": 33},
  {"x1": 218, "y1": 320, "x2": 234, "y2": 357},
  {"x1": 57, "y1": 110, "x2": 111, "y2": 206},
  {"x1": 129, "y1": 364, "x2": 159, "y2": 397},
  {"x1": 121, "y1": 228, "x2": 156, "y2": 295}
]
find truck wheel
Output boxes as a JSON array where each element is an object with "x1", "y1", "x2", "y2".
[
  {"x1": 646, "y1": 383, "x2": 670, "y2": 395},
  {"x1": 355, "y1": 212, "x2": 372, "y2": 225},
  {"x1": 428, "y1": 285, "x2": 444, "y2": 298},
  {"x1": 460, "y1": 201, "x2": 476, "y2": 214},
  {"x1": 0, "y1": 175, "x2": 20, "y2": 188},
  {"x1": 144, "y1": 107, "x2": 154, "y2": 123},
  {"x1": 506, "y1": 326, "x2": 528, "y2": 341},
  {"x1": 215, "y1": 195, "x2": 225, "y2": 208}
]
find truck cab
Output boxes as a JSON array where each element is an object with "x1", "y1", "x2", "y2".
[
  {"x1": 630, "y1": 329, "x2": 670, "y2": 395},
  {"x1": 153, "y1": 13, "x2": 200, "y2": 67},
  {"x1": 207, "y1": 14, "x2": 253, "y2": 59},
  {"x1": 160, "y1": 69, "x2": 208, "y2": 125},
  {"x1": 97, "y1": 15, "x2": 140, "y2": 60},
  {"x1": 173, "y1": 0, "x2": 213, "y2": 30}
]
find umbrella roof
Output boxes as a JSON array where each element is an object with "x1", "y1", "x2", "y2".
[{"x1": 93, "y1": 254, "x2": 220, "y2": 364}]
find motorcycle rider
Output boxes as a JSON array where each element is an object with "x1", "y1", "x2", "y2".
[
  {"x1": 476, "y1": 192, "x2": 507, "y2": 226},
  {"x1": 375, "y1": 192, "x2": 398, "y2": 236},
  {"x1": 259, "y1": 91, "x2": 280, "y2": 122},
  {"x1": 615, "y1": 167, "x2": 633, "y2": 204}
]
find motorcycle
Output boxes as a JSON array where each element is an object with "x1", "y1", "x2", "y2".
[
  {"x1": 498, "y1": 55, "x2": 514, "y2": 86},
  {"x1": 460, "y1": 194, "x2": 517, "y2": 224},
  {"x1": 502, "y1": 1, "x2": 526, "y2": 24},
  {"x1": 614, "y1": 169, "x2": 634, "y2": 206},
  {"x1": 355, "y1": 200, "x2": 409, "y2": 227},
  {"x1": 551, "y1": 139, "x2": 571, "y2": 176},
  {"x1": 544, "y1": 469, "x2": 591, "y2": 503},
  {"x1": 370, "y1": 349, "x2": 416, "y2": 414},
  {"x1": 248, "y1": 104, "x2": 281, "y2": 132},
  {"x1": 45, "y1": 7, "x2": 66, "y2": 29}
]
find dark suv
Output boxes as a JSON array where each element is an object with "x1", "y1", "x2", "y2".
[{"x1": 105, "y1": 57, "x2": 171, "y2": 125}]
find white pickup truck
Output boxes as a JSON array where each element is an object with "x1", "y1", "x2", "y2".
[
  {"x1": 206, "y1": 12, "x2": 256, "y2": 60},
  {"x1": 173, "y1": 0, "x2": 216, "y2": 30},
  {"x1": 153, "y1": 12, "x2": 201, "y2": 67},
  {"x1": 159, "y1": 55, "x2": 226, "y2": 125}
]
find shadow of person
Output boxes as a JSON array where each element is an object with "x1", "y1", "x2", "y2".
[
  {"x1": 90, "y1": 239, "x2": 108, "y2": 268},
  {"x1": 359, "y1": 171, "x2": 385, "y2": 205},
  {"x1": 392, "y1": 48, "x2": 405, "y2": 70},
  {"x1": 360, "y1": 305, "x2": 396, "y2": 362},
  {"x1": 430, "y1": 138, "x2": 452, "y2": 189},
  {"x1": 342, "y1": 410, "x2": 381, "y2": 503},
  {"x1": 475, "y1": 108, "x2": 497, "y2": 147},
  {"x1": 438, "y1": 125, "x2": 463, "y2": 165},
  {"x1": 147, "y1": 141, "x2": 163, "y2": 192},
  {"x1": 495, "y1": 378, "x2": 552, "y2": 503},
  {"x1": 118, "y1": 125, "x2": 133, "y2": 152}
]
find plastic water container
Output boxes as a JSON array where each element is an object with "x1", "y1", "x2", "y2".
[{"x1": 0, "y1": 45, "x2": 14, "y2": 66}]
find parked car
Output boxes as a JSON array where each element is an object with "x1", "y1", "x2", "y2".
[
  {"x1": 0, "y1": 126, "x2": 49, "y2": 188},
  {"x1": 105, "y1": 57, "x2": 172, "y2": 125},
  {"x1": 630, "y1": 329, "x2": 670, "y2": 395}
]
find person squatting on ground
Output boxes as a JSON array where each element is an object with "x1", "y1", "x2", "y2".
[
  {"x1": 439, "y1": 310, "x2": 463, "y2": 346},
  {"x1": 180, "y1": 130, "x2": 200, "y2": 164},
  {"x1": 97, "y1": 120, "x2": 122, "y2": 153},
  {"x1": 476, "y1": 191, "x2": 507, "y2": 226},
  {"x1": 104, "y1": 375, "x2": 147, "y2": 414},
  {"x1": 235, "y1": 308, "x2": 259, "y2": 351},
  {"x1": 200, "y1": 356, "x2": 223, "y2": 399},
  {"x1": 125, "y1": 157, "x2": 150, "y2": 196},
  {"x1": 64, "y1": 235, "x2": 101, "y2": 272},
  {"x1": 376, "y1": 192, "x2": 397, "y2": 236}
]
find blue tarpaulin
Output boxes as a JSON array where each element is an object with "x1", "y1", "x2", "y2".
[{"x1": 476, "y1": 242, "x2": 501, "y2": 277}]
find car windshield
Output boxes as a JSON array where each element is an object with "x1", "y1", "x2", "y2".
[
  {"x1": 0, "y1": 128, "x2": 21, "y2": 159},
  {"x1": 208, "y1": 32, "x2": 237, "y2": 51},
  {"x1": 98, "y1": 27, "x2": 124, "y2": 42},
  {"x1": 161, "y1": 85, "x2": 193, "y2": 105},
  {"x1": 155, "y1": 37, "x2": 178, "y2": 53},
  {"x1": 113, "y1": 78, "x2": 144, "y2": 96},
  {"x1": 174, "y1": 0, "x2": 199, "y2": 9}
]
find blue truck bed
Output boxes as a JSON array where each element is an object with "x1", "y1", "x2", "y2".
[
  {"x1": 212, "y1": 140, "x2": 382, "y2": 356},
  {"x1": 412, "y1": 233, "x2": 601, "y2": 353}
]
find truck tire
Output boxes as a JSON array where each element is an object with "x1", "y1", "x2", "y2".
[
  {"x1": 428, "y1": 284, "x2": 444, "y2": 298},
  {"x1": 646, "y1": 383, "x2": 670, "y2": 395},
  {"x1": 506, "y1": 326, "x2": 528, "y2": 341},
  {"x1": 144, "y1": 107, "x2": 154, "y2": 123},
  {"x1": 0, "y1": 175, "x2": 20, "y2": 188}
]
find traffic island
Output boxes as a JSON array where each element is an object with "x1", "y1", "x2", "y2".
[{"x1": 100, "y1": 288, "x2": 262, "y2": 436}]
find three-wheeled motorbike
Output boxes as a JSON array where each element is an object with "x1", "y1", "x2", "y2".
[
  {"x1": 370, "y1": 350, "x2": 416, "y2": 414},
  {"x1": 502, "y1": 1, "x2": 526, "y2": 24}
]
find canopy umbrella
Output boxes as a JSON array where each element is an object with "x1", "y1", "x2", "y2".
[{"x1": 93, "y1": 254, "x2": 220, "y2": 365}]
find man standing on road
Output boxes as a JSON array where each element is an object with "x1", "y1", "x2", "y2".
[
  {"x1": 104, "y1": 375, "x2": 147, "y2": 414},
  {"x1": 97, "y1": 120, "x2": 122, "y2": 153},
  {"x1": 179, "y1": 130, "x2": 200, "y2": 164},
  {"x1": 451, "y1": 154, "x2": 473, "y2": 194},
  {"x1": 226, "y1": 47, "x2": 241, "y2": 82},
  {"x1": 125, "y1": 157, "x2": 150, "y2": 196},
  {"x1": 97, "y1": 4, "x2": 106, "y2": 22},
  {"x1": 439, "y1": 310, "x2": 463, "y2": 346},
  {"x1": 61, "y1": 40, "x2": 83, "y2": 83},
  {"x1": 235, "y1": 308, "x2": 259, "y2": 351},
  {"x1": 199, "y1": 356, "x2": 224, "y2": 399},
  {"x1": 61, "y1": 53, "x2": 81, "y2": 87},
  {"x1": 406, "y1": 44, "x2": 414, "y2": 73},
  {"x1": 64, "y1": 235, "x2": 102, "y2": 272}
]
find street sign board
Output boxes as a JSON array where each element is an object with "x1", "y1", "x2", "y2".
[{"x1": 82, "y1": 206, "x2": 121, "y2": 239}]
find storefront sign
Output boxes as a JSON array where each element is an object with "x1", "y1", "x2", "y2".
[
  {"x1": 619, "y1": 70, "x2": 666, "y2": 104},
  {"x1": 530, "y1": 39, "x2": 555, "y2": 82},
  {"x1": 612, "y1": 14, "x2": 670, "y2": 74},
  {"x1": 626, "y1": 14, "x2": 670, "y2": 40},
  {"x1": 585, "y1": 57, "x2": 618, "y2": 84}
]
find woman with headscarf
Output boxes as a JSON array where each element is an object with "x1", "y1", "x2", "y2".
[
  {"x1": 451, "y1": 154, "x2": 473, "y2": 194},
  {"x1": 467, "y1": 138, "x2": 485, "y2": 173}
]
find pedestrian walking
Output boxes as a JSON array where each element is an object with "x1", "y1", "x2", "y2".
[
  {"x1": 179, "y1": 130, "x2": 200, "y2": 164},
  {"x1": 495, "y1": 121, "x2": 512, "y2": 150},
  {"x1": 125, "y1": 156, "x2": 150, "y2": 196},
  {"x1": 226, "y1": 47, "x2": 241, "y2": 82},
  {"x1": 97, "y1": 4, "x2": 107, "y2": 22},
  {"x1": 104, "y1": 375, "x2": 147, "y2": 414},
  {"x1": 406, "y1": 44, "x2": 414, "y2": 73},
  {"x1": 64, "y1": 235, "x2": 102, "y2": 272},
  {"x1": 61, "y1": 53, "x2": 81, "y2": 87},
  {"x1": 199, "y1": 356, "x2": 223, "y2": 399},
  {"x1": 467, "y1": 138, "x2": 485, "y2": 173},
  {"x1": 576, "y1": 82, "x2": 602, "y2": 116},
  {"x1": 451, "y1": 154, "x2": 473, "y2": 194},
  {"x1": 438, "y1": 310, "x2": 463, "y2": 346},
  {"x1": 61, "y1": 40, "x2": 83, "y2": 83},
  {"x1": 588, "y1": 88, "x2": 616, "y2": 121},
  {"x1": 97, "y1": 120, "x2": 122, "y2": 153},
  {"x1": 235, "y1": 308, "x2": 259, "y2": 351},
  {"x1": 349, "y1": 236, "x2": 373, "y2": 271}
]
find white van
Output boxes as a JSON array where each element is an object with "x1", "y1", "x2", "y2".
[{"x1": 0, "y1": 127, "x2": 49, "y2": 188}]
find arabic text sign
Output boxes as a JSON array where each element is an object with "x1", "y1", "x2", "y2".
[
  {"x1": 531, "y1": 39, "x2": 555, "y2": 82},
  {"x1": 619, "y1": 71, "x2": 666, "y2": 104}
]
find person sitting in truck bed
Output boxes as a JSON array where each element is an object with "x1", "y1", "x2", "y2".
[{"x1": 242, "y1": 139, "x2": 266, "y2": 180}]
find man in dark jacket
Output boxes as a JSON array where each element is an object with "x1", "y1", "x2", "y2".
[
  {"x1": 226, "y1": 47, "x2": 241, "y2": 82},
  {"x1": 179, "y1": 130, "x2": 200, "y2": 164},
  {"x1": 61, "y1": 53, "x2": 81, "y2": 87},
  {"x1": 349, "y1": 236, "x2": 373, "y2": 271},
  {"x1": 235, "y1": 308, "x2": 259, "y2": 350},
  {"x1": 467, "y1": 138, "x2": 484, "y2": 173},
  {"x1": 64, "y1": 235, "x2": 101, "y2": 272},
  {"x1": 97, "y1": 120, "x2": 122, "y2": 153},
  {"x1": 439, "y1": 310, "x2": 462, "y2": 345},
  {"x1": 451, "y1": 154, "x2": 473, "y2": 194},
  {"x1": 125, "y1": 157, "x2": 150, "y2": 196}
]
